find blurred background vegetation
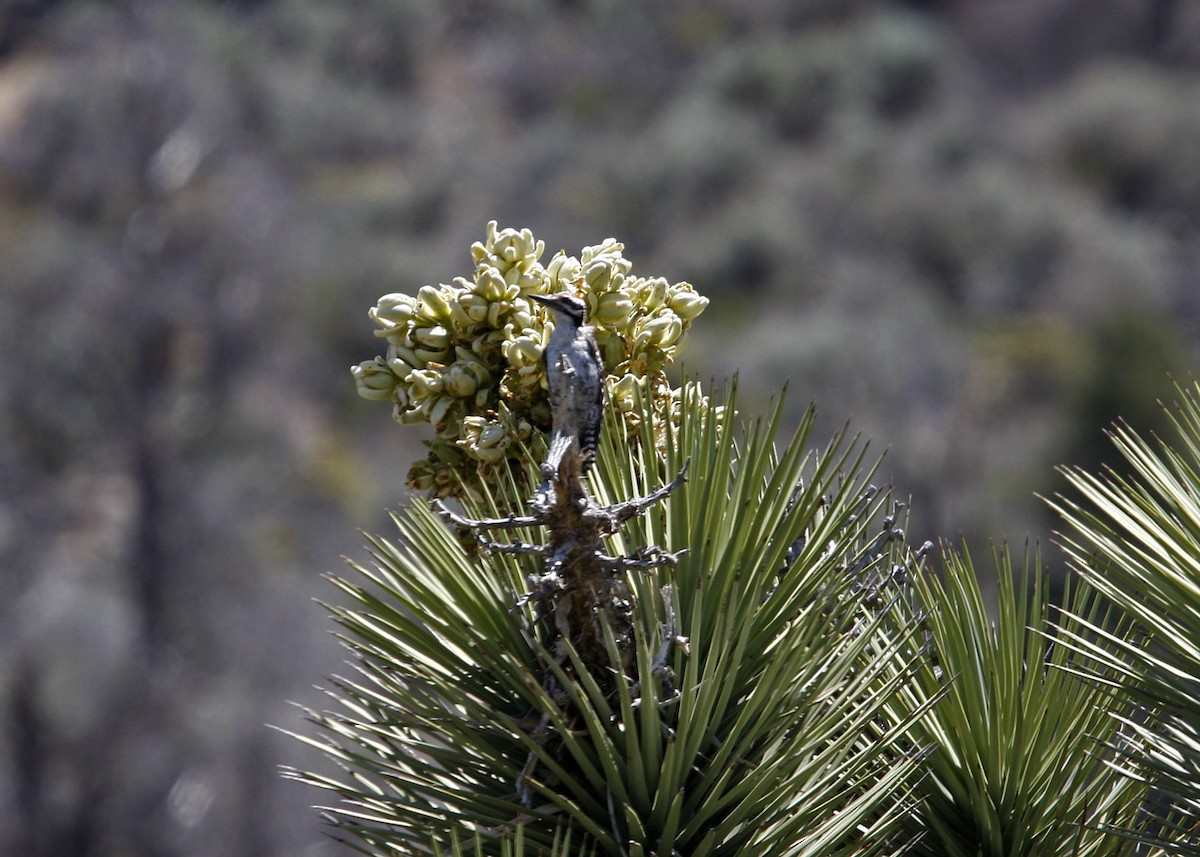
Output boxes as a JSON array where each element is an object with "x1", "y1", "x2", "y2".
[{"x1": 1, "y1": 1, "x2": 1199, "y2": 854}]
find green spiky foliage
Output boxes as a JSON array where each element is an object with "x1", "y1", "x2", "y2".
[
  {"x1": 432, "y1": 827, "x2": 595, "y2": 857},
  {"x1": 889, "y1": 546, "x2": 1148, "y2": 856},
  {"x1": 1049, "y1": 379, "x2": 1200, "y2": 854},
  {"x1": 288, "y1": 384, "x2": 930, "y2": 856}
]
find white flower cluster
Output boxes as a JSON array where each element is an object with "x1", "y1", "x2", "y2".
[{"x1": 352, "y1": 221, "x2": 708, "y2": 497}]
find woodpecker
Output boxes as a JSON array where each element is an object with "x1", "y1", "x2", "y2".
[{"x1": 531, "y1": 292, "x2": 605, "y2": 480}]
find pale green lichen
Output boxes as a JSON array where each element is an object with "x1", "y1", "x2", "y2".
[{"x1": 352, "y1": 221, "x2": 710, "y2": 498}]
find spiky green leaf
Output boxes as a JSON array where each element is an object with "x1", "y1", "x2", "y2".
[{"x1": 289, "y1": 382, "x2": 929, "y2": 855}]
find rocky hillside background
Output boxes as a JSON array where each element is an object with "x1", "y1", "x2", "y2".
[{"x1": 2, "y1": 1, "x2": 1199, "y2": 854}]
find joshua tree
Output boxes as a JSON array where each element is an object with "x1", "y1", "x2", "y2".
[
  {"x1": 290, "y1": 225, "x2": 1200, "y2": 856},
  {"x1": 291, "y1": 225, "x2": 930, "y2": 855}
]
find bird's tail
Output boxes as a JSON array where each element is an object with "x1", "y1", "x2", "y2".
[
  {"x1": 544, "y1": 429, "x2": 572, "y2": 477},
  {"x1": 543, "y1": 429, "x2": 593, "y2": 481}
]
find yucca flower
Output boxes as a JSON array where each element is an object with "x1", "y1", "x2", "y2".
[{"x1": 351, "y1": 221, "x2": 709, "y2": 498}]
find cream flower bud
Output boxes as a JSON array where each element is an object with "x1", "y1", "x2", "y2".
[
  {"x1": 408, "y1": 368, "x2": 444, "y2": 399},
  {"x1": 413, "y1": 346, "x2": 451, "y2": 365},
  {"x1": 582, "y1": 258, "x2": 616, "y2": 292},
  {"x1": 352, "y1": 358, "x2": 397, "y2": 401},
  {"x1": 508, "y1": 307, "x2": 533, "y2": 331},
  {"x1": 639, "y1": 311, "x2": 683, "y2": 349},
  {"x1": 594, "y1": 292, "x2": 634, "y2": 327},
  {"x1": 513, "y1": 268, "x2": 546, "y2": 295},
  {"x1": 636, "y1": 277, "x2": 669, "y2": 310},
  {"x1": 473, "y1": 224, "x2": 545, "y2": 282},
  {"x1": 474, "y1": 268, "x2": 508, "y2": 302},
  {"x1": 493, "y1": 227, "x2": 541, "y2": 265},
  {"x1": 503, "y1": 335, "x2": 543, "y2": 370},
  {"x1": 580, "y1": 238, "x2": 624, "y2": 264},
  {"x1": 429, "y1": 394, "x2": 455, "y2": 428},
  {"x1": 544, "y1": 252, "x2": 580, "y2": 290},
  {"x1": 458, "y1": 416, "x2": 508, "y2": 462},
  {"x1": 398, "y1": 404, "x2": 427, "y2": 425},
  {"x1": 453, "y1": 345, "x2": 486, "y2": 366},
  {"x1": 443, "y1": 354, "x2": 490, "y2": 399},
  {"x1": 386, "y1": 343, "x2": 423, "y2": 371},
  {"x1": 668, "y1": 286, "x2": 709, "y2": 322},
  {"x1": 417, "y1": 285, "x2": 452, "y2": 323},
  {"x1": 460, "y1": 293, "x2": 490, "y2": 324},
  {"x1": 370, "y1": 293, "x2": 416, "y2": 329},
  {"x1": 447, "y1": 300, "x2": 475, "y2": 331},
  {"x1": 411, "y1": 325, "x2": 451, "y2": 350},
  {"x1": 443, "y1": 365, "x2": 477, "y2": 398},
  {"x1": 486, "y1": 300, "x2": 512, "y2": 329},
  {"x1": 469, "y1": 221, "x2": 500, "y2": 264},
  {"x1": 607, "y1": 372, "x2": 644, "y2": 413}
]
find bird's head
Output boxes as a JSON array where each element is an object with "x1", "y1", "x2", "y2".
[{"x1": 531, "y1": 292, "x2": 587, "y2": 326}]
